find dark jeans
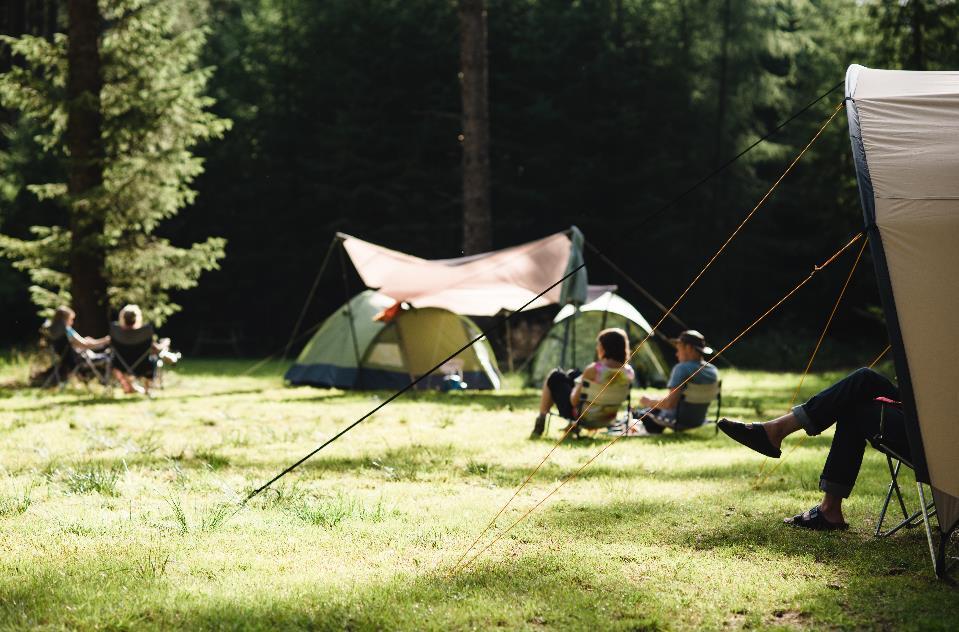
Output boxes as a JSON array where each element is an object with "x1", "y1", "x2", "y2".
[
  {"x1": 546, "y1": 368, "x2": 581, "y2": 419},
  {"x1": 793, "y1": 367, "x2": 908, "y2": 498}
]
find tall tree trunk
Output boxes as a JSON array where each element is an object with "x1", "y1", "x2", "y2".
[
  {"x1": 66, "y1": 0, "x2": 108, "y2": 335},
  {"x1": 712, "y1": 0, "x2": 732, "y2": 228},
  {"x1": 909, "y1": 0, "x2": 926, "y2": 71},
  {"x1": 458, "y1": 0, "x2": 491, "y2": 255}
]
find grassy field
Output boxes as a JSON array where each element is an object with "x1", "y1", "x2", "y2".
[{"x1": 0, "y1": 357, "x2": 954, "y2": 631}]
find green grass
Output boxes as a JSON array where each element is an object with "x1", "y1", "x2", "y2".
[{"x1": 0, "y1": 357, "x2": 952, "y2": 630}]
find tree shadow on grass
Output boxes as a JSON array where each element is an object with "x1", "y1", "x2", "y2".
[
  {"x1": 275, "y1": 389, "x2": 539, "y2": 411},
  {"x1": 3, "y1": 525, "x2": 950, "y2": 631},
  {"x1": 0, "y1": 545, "x2": 665, "y2": 631},
  {"x1": 0, "y1": 387, "x2": 272, "y2": 414}
]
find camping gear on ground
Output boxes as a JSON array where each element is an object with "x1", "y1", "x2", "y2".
[
  {"x1": 846, "y1": 64, "x2": 959, "y2": 576},
  {"x1": 528, "y1": 291, "x2": 669, "y2": 387},
  {"x1": 286, "y1": 290, "x2": 502, "y2": 390}
]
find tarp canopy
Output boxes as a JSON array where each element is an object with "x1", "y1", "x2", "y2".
[
  {"x1": 529, "y1": 290, "x2": 669, "y2": 387},
  {"x1": 338, "y1": 228, "x2": 588, "y2": 316},
  {"x1": 285, "y1": 290, "x2": 501, "y2": 390},
  {"x1": 846, "y1": 64, "x2": 959, "y2": 552}
]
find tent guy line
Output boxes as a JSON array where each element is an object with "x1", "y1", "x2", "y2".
[
  {"x1": 241, "y1": 262, "x2": 586, "y2": 505},
  {"x1": 755, "y1": 236, "x2": 868, "y2": 485},
  {"x1": 451, "y1": 233, "x2": 865, "y2": 574},
  {"x1": 631, "y1": 79, "x2": 844, "y2": 229},
  {"x1": 451, "y1": 104, "x2": 844, "y2": 571}
]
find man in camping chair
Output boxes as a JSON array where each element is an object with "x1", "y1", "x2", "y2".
[
  {"x1": 530, "y1": 328, "x2": 634, "y2": 438},
  {"x1": 629, "y1": 330, "x2": 720, "y2": 435}
]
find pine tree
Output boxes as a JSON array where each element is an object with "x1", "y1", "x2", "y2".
[{"x1": 0, "y1": 0, "x2": 229, "y2": 328}]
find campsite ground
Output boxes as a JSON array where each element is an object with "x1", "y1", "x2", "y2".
[{"x1": 0, "y1": 358, "x2": 954, "y2": 631}]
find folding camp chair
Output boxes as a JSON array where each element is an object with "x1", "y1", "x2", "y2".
[
  {"x1": 631, "y1": 379, "x2": 722, "y2": 434},
  {"x1": 109, "y1": 323, "x2": 159, "y2": 394},
  {"x1": 558, "y1": 375, "x2": 631, "y2": 438},
  {"x1": 544, "y1": 373, "x2": 631, "y2": 437},
  {"x1": 37, "y1": 320, "x2": 110, "y2": 388},
  {"x1": 869, "y1": 399, "x2": 937, "y2": 539},
  {"x1": 38, "y1": 321, "x2": 74, "y2": 389},
  {"x1": 675, "y1": 379, "x2": 723, "y2": 432}
]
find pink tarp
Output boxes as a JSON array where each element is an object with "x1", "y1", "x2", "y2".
[{"x1": 338, "y1": 230, "x2": 585, "y2": 316}]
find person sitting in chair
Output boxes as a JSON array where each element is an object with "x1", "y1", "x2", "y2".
[
  {"x1": 111, "y1": 304, "x2": 179, "y2": 394},
  {"x1": 34, "y1": 306, "x2": 110, "y2": 386},
  {"x1": 630, "y1": 330, "x2": 719, "y2": 434},
  {"x1": 717, "y1": 367, "x2": 903, "y2": 530},
  {"x1": 54, "y1": 306, "x2": 110, "y2": 352},
  {"x1": 530, "y1": 328, "x2": 634, "y2": 438}
]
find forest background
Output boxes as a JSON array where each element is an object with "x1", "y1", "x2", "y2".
[{"x1": 2, "y1": 0, "x2": 957, "y2": 369}]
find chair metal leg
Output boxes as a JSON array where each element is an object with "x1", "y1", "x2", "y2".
[
  {"x1": 876, "y1": 457, "x2": 935, "y2": 538},
  {"x1": 918, "y1": 483, "x2": 941, "y2": 576}
]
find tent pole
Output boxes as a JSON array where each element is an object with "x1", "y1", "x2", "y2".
[
  {"x1": 561, "y1": 318, "x2": 570, "y2": 368},
  {"x1": 571, "y1": 306, "x2": 577, "y2": 367},
  {"x1": 284, "y1": 235, "x2": 341, "y2": 358},
  {"x1": 339, "y1": 244, "x2": 364, "y2": 388},
  {"x1": 584, "y1": 239, "x2": 689, "y2": 330},
  {"x1": 504, "y1": 313, "x2": 515, "y2": 373}
]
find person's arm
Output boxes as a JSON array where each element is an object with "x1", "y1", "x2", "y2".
[
  {"x1": 655, "y1": 387, "x2": 682, "y2": 411},
  {"x1": 151, "y1": 337, "x2": 170, "y2": 353},
  {"x1": 570, "y1": 364, "x2": 596, "y2": 409},
  {"x1": 68, "y1": 330, "x2": 108, "y2": 351},
  {"x1": 640, "y1": 364, "x2": 687, "y2": 409}
]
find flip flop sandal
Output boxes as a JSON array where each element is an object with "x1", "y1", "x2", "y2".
[
  {"x1": 784, "y1": 506, "x2": 849, "y2": 531},
  {"x1": 716, "y1": 418, "x2": 782, "y2": 458}
]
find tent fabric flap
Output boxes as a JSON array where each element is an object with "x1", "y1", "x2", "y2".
[
  {"x1": 339, "y1": 229, "x2": 587, "y2": 316},
  {"x1": 846, "y1": 65, "x2": 959, "y2": 535}
]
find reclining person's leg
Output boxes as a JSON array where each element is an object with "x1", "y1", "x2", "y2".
[
  {"x1": 719, "y1": 368, "x2": 899, "y2": 456},
  {"x1": 793, "y1": 368, "x2": 898, "y2": 437},
  {"x1": 532, "y1": 370, "x2": 575, "y2": 437}
]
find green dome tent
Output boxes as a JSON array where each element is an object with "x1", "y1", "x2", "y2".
[
  {"x1": 285, "y1": 290, "x2": 502, "y2": 390},
  {"x1": 529, "y1": 291, "x2": 668, "y2": 387}
]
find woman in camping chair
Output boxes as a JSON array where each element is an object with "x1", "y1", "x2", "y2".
[
  {"x1": 111, "y1": 304, "x2": 180, "y2": 394},
  {"x1": 530, "y1": 328, "x2": 634, "y2": 438}
]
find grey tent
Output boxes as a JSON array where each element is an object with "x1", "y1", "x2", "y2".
[
  {"x1": 846, "y1": 65, "x2": 959, "y2": 575},
  {"x1": 529, "y1": 290, "x2": 669, "y2": 387}
]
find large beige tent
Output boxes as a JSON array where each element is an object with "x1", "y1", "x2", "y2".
[
  {"x1": 846, "y1": 65, "x2": 959, "y2": 574},
  {"x1": 338, "y1": 228, "x2": 587, "y2": 315}
]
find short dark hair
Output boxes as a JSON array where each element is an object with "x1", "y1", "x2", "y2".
[{"x1": 597, "y1": 328, "x2": 629, "y2": 364}]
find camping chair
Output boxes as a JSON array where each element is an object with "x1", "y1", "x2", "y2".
[
  {"x1": 109, "y1": 323, "x2": 159, "y2": 393},
  {"x1": 675, "y1": 379, "x2": 723, "y2": 432},
  {"x1": 634, "y1": 379, "x2": 722, "y2": 434},
  {"x1": 565, "y1": 375, "x2": 632, "y2": 437},
  {"x1": 869, "y1": 398, "x2": 937, "y2": 539},
  {"x1": 38, "y1": 320, "x2": 74, "y2": 388},
  {"x1": 37, "y1": 320, "x2": 110, "y2": 388}
]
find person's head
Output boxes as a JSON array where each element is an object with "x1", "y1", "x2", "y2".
[
  {"x1": 54, "y1": 305, "x2": 76, "y2": 327},
  {"x1": 596, "y1": 328, "x2": 629, "y2": 365},
  {"x1": 671, "y1": 330, "x2": 713, "y2": 363},
  {"x1": 119, "y1": 304, "x2": 143, "y2": 329}
]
